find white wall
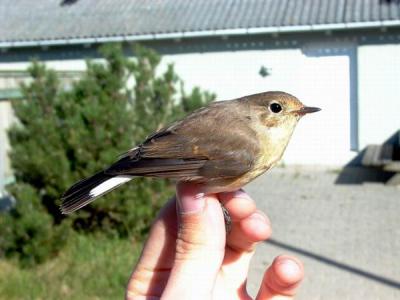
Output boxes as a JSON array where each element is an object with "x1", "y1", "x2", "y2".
[
  {"x1": 0, "y1": 60, "x2": 87, "y2": 87},
  {"x1": 0, "y1": 101, "x2": 14, "y2": 189},
  {"x1": 358, "y1": 44, "x2": 400, "y2": 149},
  {"x1": 0, "y1": 60, "x2": 87, "y2": 72},
  {"x1": 162, "y1": 48, "x2": 354, "y2": 165}
]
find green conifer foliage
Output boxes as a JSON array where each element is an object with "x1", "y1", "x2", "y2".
[{"x1": 0, "y1": 44, "x2": 215, "y2": 265}]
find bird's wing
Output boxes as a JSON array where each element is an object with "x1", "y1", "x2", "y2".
[{"x1": 105, "y1": 102, "x2": 259, "y2": 180}]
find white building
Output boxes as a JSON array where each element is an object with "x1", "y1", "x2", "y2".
[{"x1": 1, "y1": 0, "x2": 400, "y2": 190}]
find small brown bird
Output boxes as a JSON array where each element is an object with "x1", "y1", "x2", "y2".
[{"x1": 61, "y1": 91, "x2": 320, "y2": 214}]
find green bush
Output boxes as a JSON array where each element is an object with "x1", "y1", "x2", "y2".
[
  {"x1": 0, "y1": 44, "x2": 215, "y2": 266},
  {"x1": 0, "y1": 184, "x2": 69, "y2": 267}
]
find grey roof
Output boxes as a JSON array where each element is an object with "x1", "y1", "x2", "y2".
[{"x1": 1, "y1": 0, "x2": 400, "y2": 47}]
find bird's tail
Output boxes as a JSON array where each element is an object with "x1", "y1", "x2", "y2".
[{"x1": 60, "y1": 171, "x2": 133, "y2": 214}]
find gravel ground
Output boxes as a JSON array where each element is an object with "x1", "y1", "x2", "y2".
[{"x1": 244, "y1": 166, "x2": 400, "y2": 300}]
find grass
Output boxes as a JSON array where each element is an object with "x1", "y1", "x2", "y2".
[{"x1": 0, "y1": 234, "x2": 142, "y2": 300}]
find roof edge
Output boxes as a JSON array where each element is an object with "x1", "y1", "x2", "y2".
[{"x1": 1, "y1": 20, "x2": 400, "y2": 49}]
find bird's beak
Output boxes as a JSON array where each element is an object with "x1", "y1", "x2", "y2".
[{"x1": 293, "y1": 106, "x2": 321, "y2": 116}]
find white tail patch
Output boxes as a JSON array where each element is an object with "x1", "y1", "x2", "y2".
[{"x1": 89, "y1": 176, "x2": 133, "y2": 197}]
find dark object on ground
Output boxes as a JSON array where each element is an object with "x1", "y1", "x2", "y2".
[
  {"x1": 362, "y1": 133, "x2": 400, "y2": 185},
  {"x1": 0, "y1": 192, "x2": 16, "y2": 212}
]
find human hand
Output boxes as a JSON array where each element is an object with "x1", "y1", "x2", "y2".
[{"x1": 126, "y1": 183, "x2": 304, "y2": 299}]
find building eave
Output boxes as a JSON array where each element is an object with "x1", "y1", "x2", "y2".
[{"x1": 1, "y1": 20, "x2": 400, "y2": 49}]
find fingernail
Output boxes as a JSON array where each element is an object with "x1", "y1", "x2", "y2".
[
  {"x1": 220, "y1": 189, "x2": 252, "y2": 202},
  {"x1": 250, "y1": 211, "x2": 271, "y2": 225},
  {"x1": 277, "y1": 259, "x2": 301, "y2": 278},
  {"x1": 232, "y1": 189, "x2": 252, "y2": 201},
  {"x1": 176, "y1": 185, "x2": 205, "y2": 214}
]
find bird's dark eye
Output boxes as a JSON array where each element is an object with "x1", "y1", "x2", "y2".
[{"x1": 269, "y1": 103, "x2": 282, "y2": 113}]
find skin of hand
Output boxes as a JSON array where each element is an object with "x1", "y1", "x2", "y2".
[{"x1": 126, "y1": 183, "x2": 304, "y2": 300}]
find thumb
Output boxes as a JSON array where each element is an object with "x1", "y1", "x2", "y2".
[
  {"x1": 176, "y1": 183, "x2": 226, "y2": 257},
  {"x1": 162, "y1": 183, "x2": 226, "y2": 299}
]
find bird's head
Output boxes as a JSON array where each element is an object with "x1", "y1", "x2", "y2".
[{"x1": 247, "y1": 91, "x2": 320, "y2": 130}]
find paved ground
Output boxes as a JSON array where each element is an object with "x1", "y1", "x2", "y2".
[{"x1": 245, "y1": 166, "x2": 400, "y2": 300}]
